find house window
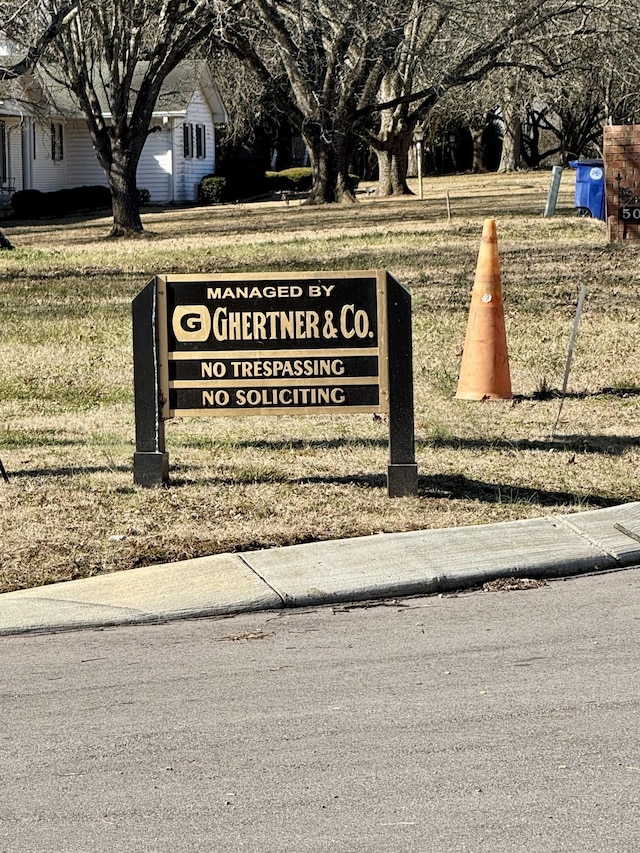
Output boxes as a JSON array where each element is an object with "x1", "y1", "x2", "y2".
[
  {"x1": 195, "y1": 124, "x2": 206, "y2": 159},
  {"x1": 183, "y1": 123, "x2": 207, "y2": 159},
  {"x1": 51, "y1": 123, "x2": 64, "y2": 161},
  {"x1": 183, "y1": 123, "x2": 193, "y2": 159}
]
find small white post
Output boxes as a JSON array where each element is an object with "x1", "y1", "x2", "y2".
[
  {"x1": 552, "y1": 284, "x2": 587, "y2": 435},
  {"x1": 413, "y1": 125, "x2": 425, "y2": 200},
  {"x1": 544, "y1": 166, "x2": 564, "y2": 217}
]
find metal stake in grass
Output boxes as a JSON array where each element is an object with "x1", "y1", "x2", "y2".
[
  {"x1": 543, "y1": 166, "x2": 563, "y2": 218},
  {"x1": 445, "y1": 190, "x2": 452, "y2": 221},
  {"x1": 552, "y1": 284, "x2": 587, "y2": 436}
]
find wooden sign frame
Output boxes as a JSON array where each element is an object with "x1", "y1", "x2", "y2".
[{"x1": 132, "y1": 270, "x2": 417, "y2": 497}]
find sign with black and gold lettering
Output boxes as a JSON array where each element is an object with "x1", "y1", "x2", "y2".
[
  {"x1": 133, "y1": 269, "x2": 417, "y2": 496},
  {"x1": 156, "y1": 271, "x2": 389, "y2": 417}
]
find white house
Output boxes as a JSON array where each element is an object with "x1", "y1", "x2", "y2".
[{"x1": 0, "y1": 60, "x2": 228, "y2": 204}]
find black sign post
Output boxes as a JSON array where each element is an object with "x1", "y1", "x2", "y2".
[
  {"x1": 385, "y1": 275, "x2": 419, "y2": 497},
  {"x1": 133, "y1": 271, "x2": 417, "y2": 497},
  {"x1": 132, "y1": 279, "x2": 168, "y2": 487}
]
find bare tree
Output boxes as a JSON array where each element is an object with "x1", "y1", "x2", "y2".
[
  {"x1": 1, "y1": 1, "x2": 78, "y2": 247},
  {"x1": 483, "y1": 0, "x2": 640, "y2": 169},
  {"x1": 39, "y1": 0, "x2": 215, "y2": 236},
  {"x1": 367, "y1": 0, "x2": 449, "y2": 195},
  {"x1": 364, "y1": 0, "x2": 609, "y2": 193},
  {"x1": 581, "y1": 0, "x2": 640, "y2": 127},
  {"x1": 209, "y1": 49, "x2": 269, "y2": 150},
  {"x1": 215, "y1": 0, "x2": 610, "y2": 201},
  {"x1": 217, "y1": 0, "x2": 410, "y2": 203},
  {"x1": 0, "y1": 1, "x2": 77, "y2": 80}
]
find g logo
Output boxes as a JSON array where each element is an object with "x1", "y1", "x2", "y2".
[{"x1": 172, "y1": 305, "x2": 211, "y2": 342}]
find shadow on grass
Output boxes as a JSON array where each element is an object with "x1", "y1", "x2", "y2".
[
  {"x1": 0, "y1": 434, "x2": 86, "y2": 449},
  {"x1": 168, "y1": 465, "x2": 621, "y2": 510},
  {"x1": 421, "y1": 433, "x2": 640, "y2": 456},
  {"x1": 1, "y1": 464, "x2": 131, "y2": 480},
  {"x1": 417, "y1": 473, "x2": 620, "y2": 509},
  {"x1": 277, "y1": 471, "x2": 618, "y2": 508},
  {"x1": 170, "y1": 470, "x2": 387, "y2": 488},
  {"x1": 1, "y1": 461, "x2": 623, "y2": 513},
  {"x1": 519, "y1": 386, "x2": 640, "y2": 402},
  {"x1": 3, "y1": 427, "x2": 637, "y2": 485},
  {"x1": 192, "y1": 431, "x2": 640, "y2": 457},
  {"x1": 230, "y1": 436, "x2": 388, "y2": 451}
]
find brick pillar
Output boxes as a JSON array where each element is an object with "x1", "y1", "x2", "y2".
[{"x1": 604, "y1": 124, "x2": 640, "y2": 242}]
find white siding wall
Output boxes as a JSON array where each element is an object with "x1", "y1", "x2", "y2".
[
  {"x1": 23, "y1": 84, "x2": 217, "y2": 204},
  {"x1": 5, "y1": 119, "x2": 23, "y2": 191},
  {"x1": 138, "y1": 120, "x2": 172, "y2": 203},
  {"x1": 29, "y1": 118, "x2": 174, "y2": 202},
  {"x1": 31, "y1": 120, "x2": 70, "y2": 191},
  {"x1": 172, "y1": 89, "x2": 216, "y2": 202},
  {"x1": 64, "y1": 122, "x2": 107, "y2": 186}
]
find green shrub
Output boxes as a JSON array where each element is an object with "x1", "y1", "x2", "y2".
[
  {"x1": 264, "y1": 172, "x2": 293, "y2": 193},
  {"x1": 264, "y1": 168, "x2": 360, "y2": 194},
  {"x1": 282, "y1": 167, "x2": 314, "y2": 190},
  {"x1": 265, "y1": 168, "x2": 313, "y2": 192},
  {"x1": 200, "y1": 166, "x2": 359, "y2": 204},
  {"x1": 198, "y1": 175, "x2": 226, "y2": 204}
]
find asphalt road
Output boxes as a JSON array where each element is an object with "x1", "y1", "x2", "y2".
[{"x1": 2, "y1": 568, "x2": 639, "y2": 852}]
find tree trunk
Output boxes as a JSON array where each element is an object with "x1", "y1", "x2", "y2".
[
  {"x1": 372, "y1": 101, "x2": 413, "y2": 197},
  {"x1": 498, "y1": 101, "x2": 522, "y2": 173},
  {"x1": 470, "y1": 126, "x2": 487, "y2": 173},
  {"x1": 375, "y1": 131, "x2": 413, "y2": 197},
  {"x1": 303, "y1": 127, "x2": 356, "y2": 204},
  {"x1": 106, "y1": 148, "x2": 144, "y2": 237}
]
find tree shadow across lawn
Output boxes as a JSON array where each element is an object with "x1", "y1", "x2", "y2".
[
  {"x1": 2, "y1": 463, "x2": 130, "y2": 480},
  {"x1": 227, "y1": 431, "x2": 640, "y2": 457},
  {"x1": 4, "y1": 461, "x2": 618, "y2": 511},
  {"x1": 421, "y1": 433, "x2": 640, "y2": 457},
  {"x1": 229, "y1": 436, "x2": 388, "y2": 451},
  {"x1": 172, "y1": 466, "x2": 621, "y2": 510},
  {"x1": 521, "y1": 386, "x2": 640, "y2": 403}
]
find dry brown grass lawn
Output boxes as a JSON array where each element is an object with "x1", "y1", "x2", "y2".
[{"x1": 1, "y1": 171, "x2": 639, "y2": 592}]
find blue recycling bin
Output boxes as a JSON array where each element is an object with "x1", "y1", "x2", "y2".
[{"x1": 568, "y1": 159, "x2": 605, "y2": 220}]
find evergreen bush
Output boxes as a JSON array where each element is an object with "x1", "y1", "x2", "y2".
[
  {"x1": 265, "y1": 168, "x2": 313, "y2": 192},
  {"x1": 264, "y1": 168, "x2": 360, "y2": 194},
  {"x1": 198, "y1": 175, "x2": 227, "y2": 204}
]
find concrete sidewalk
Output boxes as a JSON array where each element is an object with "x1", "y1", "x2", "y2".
[{"x1": 2, "y1": 502, "x2": 640, "y2": 636}]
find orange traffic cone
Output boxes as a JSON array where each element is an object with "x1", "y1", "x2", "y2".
[{"x1": 455, "y1": 218, "x2": 512, "y2": 400}]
